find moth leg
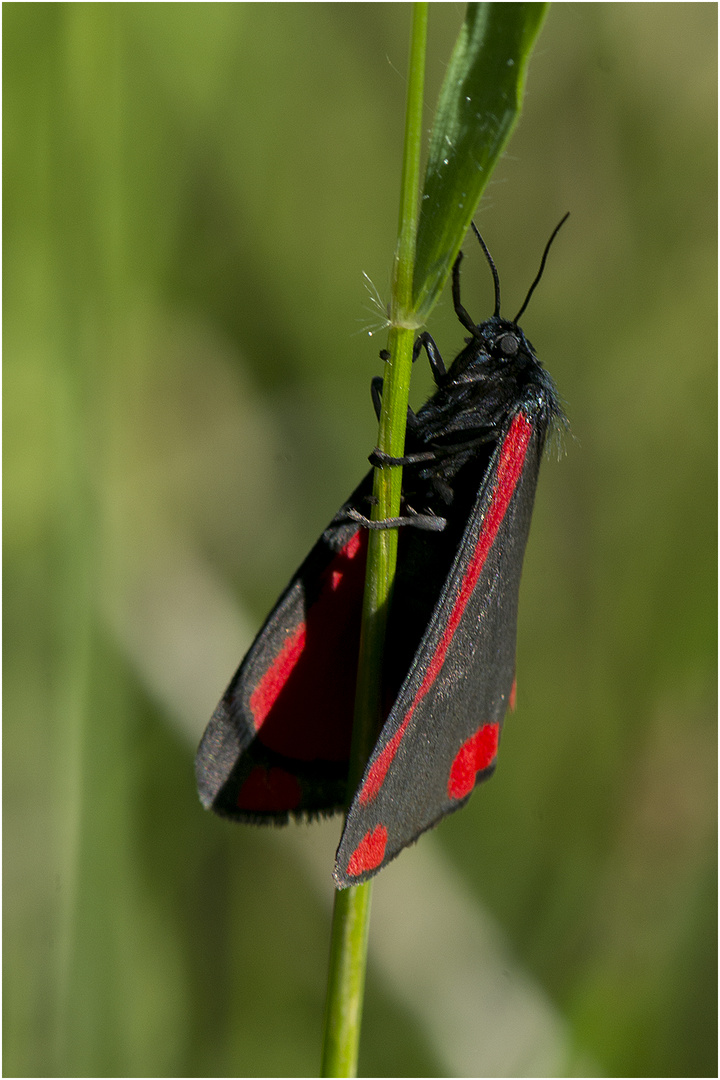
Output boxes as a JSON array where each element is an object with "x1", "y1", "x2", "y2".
[
  {"x1": 369, "y1": 446, "x2": 438, "y2": 468},
  {"x1": 379, "y1": 338, "x2": 445, "y2": 383},
  {"x1": 370, "y1": 376, "x2": 383, "y2": 419},
  {"x1": 370, "y1": 333, "x2": 448, "y2": 465},
  {"x1": 371, "y1": 376, "x2": 420, "y2": 434},
  {"x1": 413, "y1": 332, "x2": 446, "y2": 385},
  {"x1": 371, "y1": 427, "x2": 499, "y2": 470},
  {"x1": 344, "y1": 506, "x2": 447, "y2": 532}
]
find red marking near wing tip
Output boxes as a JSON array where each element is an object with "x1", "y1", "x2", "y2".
[
  {"x1": 347, "y1": 824, "x2": 388, "y2": 876},
  {"x1": 358, "y1": 412, "x2": 531, "y2": 805},
  {"x1": 236, "y1": 766, "x2": 303, "y2": 812},
  {"x1": 509, "y1": 676, "x2": 517, "y2": 712},
  {"x1": 448, "y1": 722, "x2": 500, "y2": 800}
]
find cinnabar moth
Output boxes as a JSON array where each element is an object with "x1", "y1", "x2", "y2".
[{"x1": 196, "y1": 216, "x2": 568, "y2": 888}]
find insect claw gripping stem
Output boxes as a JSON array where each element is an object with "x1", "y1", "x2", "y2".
[
  {"x1": 344, "y1": 506, "x2": 447, "y2": 533},
  {"x1": 369, "y1": 446, "x2": 440, "y2": 468}
]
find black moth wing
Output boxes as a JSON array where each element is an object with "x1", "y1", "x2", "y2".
[
  {"x1": 195, "y1": 474, "x2": 376, "y2": 822},
  {"x1": 196, "y1": 216, "x2": 567, "y2": 887},
  {"x1": 334, "y1": 407, "x2": 546, "y2": 887}
]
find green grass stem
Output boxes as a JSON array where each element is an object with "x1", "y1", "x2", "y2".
[
  {"x1": 321, "y1": 4, "x2": 550, "y2": 1075},
  {"x1": 320, "y1": 6, "x2": 428, "y2": 1077}
]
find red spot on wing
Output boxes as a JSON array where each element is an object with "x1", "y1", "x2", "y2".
[
  {"x1": 236, "y1": 766, "x2": 303, "y2": 812},
  {"x1": 347, "y1": 824, "x2": 388, "y2": 876},
  {"x1": 509, "y1": 676, "x2": 517, "y2": 712},
  {"x1": 358, "y1": 413, "x2": 531, "y2": 804},
  {"x1": 248, "y1": 530, "x2": 367, "y2": 761},
  {"x1": 448, "y1": 722, "x2": 499, "y2": 800}
]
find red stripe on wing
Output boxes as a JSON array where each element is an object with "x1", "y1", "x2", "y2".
[
  {"x1": 249, "y1": 624, "x2": 306, "y2": 728},
  {"x1": 358, "y1": 412, "x2": 531, "y2": 805},
  {"x1": 248, "y1": 529, "x2": 367, "y2": 762}
]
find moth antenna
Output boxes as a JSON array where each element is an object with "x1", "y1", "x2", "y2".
[
  {"x1": 513, "y1": 212, "x2": 570, "y2": 325},
  {"x1": 471, "y1": 221, "x2": 501, "y2": 318}
]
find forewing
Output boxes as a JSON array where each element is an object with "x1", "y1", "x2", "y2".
[
  {"x1": 195, "y1": 477, "x2": 374, "y2": 821},
  {"x1": 334, "y1": 411, "x2": 544, "y2": 886}
]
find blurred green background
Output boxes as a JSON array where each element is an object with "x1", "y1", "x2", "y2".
[{"x1": 4, "y1": 3, "x2": 716, "y2": 1076}]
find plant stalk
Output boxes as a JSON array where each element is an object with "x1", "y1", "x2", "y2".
[{"x1": 320, "y1": 5, "x2": 428, "y2": 1076}]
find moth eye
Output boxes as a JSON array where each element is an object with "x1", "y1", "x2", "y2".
[{"x1": 498, "y1": 333, "x2": 519, "y2": 356}]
